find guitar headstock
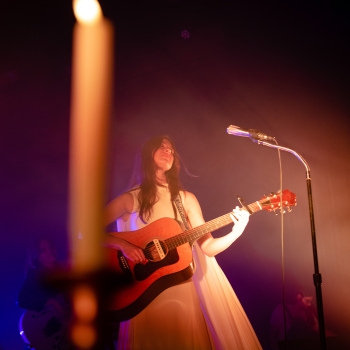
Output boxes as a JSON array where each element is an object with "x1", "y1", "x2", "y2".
[{"x1": 260, "y1": 189, "x2": 297, "y2": 214}]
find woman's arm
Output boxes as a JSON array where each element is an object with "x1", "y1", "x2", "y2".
[
  {"x1": 105, "y1": 192, "x2": 134, "y2": 225},
  {"x1": 184, "y1": 191, "x2": 249, "y2": 257},
  {"x1": 104, "y1": 192, "x2": 147, "y2": 264}
]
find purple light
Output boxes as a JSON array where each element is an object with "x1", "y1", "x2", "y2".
[{"x1": 181, "y1": 30, "x2": 190, "y2": 39}]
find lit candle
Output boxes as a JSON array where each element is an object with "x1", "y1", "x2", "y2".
[{"x1": 69, "y1": 0, "x2": 114, "y2": 272}]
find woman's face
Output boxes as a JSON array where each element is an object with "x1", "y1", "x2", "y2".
[
  {"x1": 153, "y1": 138, "x2": 174, "y2": 172},
  {"x1": 38, "y1": 239, "x2": 56, "y2": 268}
]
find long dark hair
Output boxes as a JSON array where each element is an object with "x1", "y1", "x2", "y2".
[{"x1": 128, "y1": 135, "x2": 183, "y2": 223}]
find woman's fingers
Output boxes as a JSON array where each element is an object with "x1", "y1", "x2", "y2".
[
  {"x1": 122, "y1": 244, "x2": 147, "y2": 264},
  {"x1": 230, "y1": 206, "x2": 250, "y2": 236}
]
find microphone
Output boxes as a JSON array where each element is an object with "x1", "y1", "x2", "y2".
[{"x1": 227, "y1": 125, "x2": 275, "y2": 141}]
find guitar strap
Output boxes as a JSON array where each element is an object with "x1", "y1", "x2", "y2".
[{"x1": 174, "y1": 194, "x2": 191, "y2": 231}]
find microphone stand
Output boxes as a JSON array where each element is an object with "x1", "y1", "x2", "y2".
[{"x1": 255, "y1": 140, "x2": 327, "y2": 350}]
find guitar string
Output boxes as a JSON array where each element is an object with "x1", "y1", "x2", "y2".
[
  {"x1": 141, "y1": 194, "x2": 292, "y2": 256},
  {"x1": 142, "y1": 204, "x2": 259, "y2": 254},
  {"x1": 142, "y1": 212, "x2": 234, "y2": 254}
]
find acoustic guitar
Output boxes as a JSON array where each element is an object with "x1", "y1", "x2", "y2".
[
  {"x1": 19, "y1": 303, "x2": 71, "y2": 350},
  {"x1": 106, "y1": 189, "x2": 296, "y2": 321}
]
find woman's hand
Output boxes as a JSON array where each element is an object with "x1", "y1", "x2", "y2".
[
  {"x1": 230, "y1": 206, "x2": 250, "y2": 238},
  {"x1": 120, "y1": 241, "x2": 147, "y2": 265},
  {"x1": 104, "y1": 235, "x2": 148, "y2": 265},
  {"x1": 186, "y1": 192, "x2": 251, "y2": 257},
  {"x1": 197, "y1": 206, "x2": 250, "y2": 257}
]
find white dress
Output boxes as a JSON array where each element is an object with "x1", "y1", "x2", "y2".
[{"x1": 116, "y1": 186, "x2": 262, "y2": 350}]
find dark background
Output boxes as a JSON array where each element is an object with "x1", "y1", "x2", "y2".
[{"x1": 1, "y1": 1, "x2": 350, "y2": 348}]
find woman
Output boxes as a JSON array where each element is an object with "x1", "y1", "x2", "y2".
[
  {"x1": 269, "y1": 290, "x2": 319, "y2": 350},
  {"x1": 105, "y1": 135, "x2": 262, "y2": 349}
]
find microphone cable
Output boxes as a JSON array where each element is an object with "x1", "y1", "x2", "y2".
[{"x1": 274, "y1": 138, "x2": 288, "y2": 347}]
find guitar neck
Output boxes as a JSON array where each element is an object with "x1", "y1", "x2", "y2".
[{"x1": 165, "y1": 201, "x2": 262, "y2": 250}]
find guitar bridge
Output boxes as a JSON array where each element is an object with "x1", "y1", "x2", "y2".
[{"x1": 117, "y1": 251, "x2": 133, "y2": 282}]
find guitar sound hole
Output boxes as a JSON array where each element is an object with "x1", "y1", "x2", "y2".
[{"x1": 144, "y1": 240, "x2": 168, "y2": 262}]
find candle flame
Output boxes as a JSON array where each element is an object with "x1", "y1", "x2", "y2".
[{"x1": 73, "y1": 0, "x2": 102, "y2": 24}]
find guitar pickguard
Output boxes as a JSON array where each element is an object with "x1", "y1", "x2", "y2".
[{"x1": 134, "y1": 249, "x2": 179, "y2": 281}]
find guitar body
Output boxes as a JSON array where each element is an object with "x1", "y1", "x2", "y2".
[
  {"x1": 19, "y1": 306, "x2": 71, "y2": 350},
  {"x1": 106, "y1": 189, "x2": 297, "y2": 322},
  {"x1": 106, "y1": 217, "x2": 195, "y2": 321}
]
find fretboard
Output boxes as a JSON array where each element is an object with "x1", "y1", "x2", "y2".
[{"x1": 165, "y1": 201, "x2": 262, "y2": 250}]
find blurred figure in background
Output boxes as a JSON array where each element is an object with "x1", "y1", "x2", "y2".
[
  {"x1": 18, "y1": 238, "x2": 65, "y2": 313},
  {"x1": 269, "y1": 289, "x2": 319, "y2": 350},
  {"x1": 17, "y1": 237, "x2": 71, "y2": 350}
]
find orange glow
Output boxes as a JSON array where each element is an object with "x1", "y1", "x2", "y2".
[
  {"x1": 69, "y1": 0, "x2": 113, "y2": 272},
  {"x1": 71, "y1": 323, "x2": 97, "y2": 349},
  {"x1": 73, "y1": 0, "x2": 102, "y2": 24},
  {"x1": 73, "y1": 285, "x2": 98, "y2": 322}
]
